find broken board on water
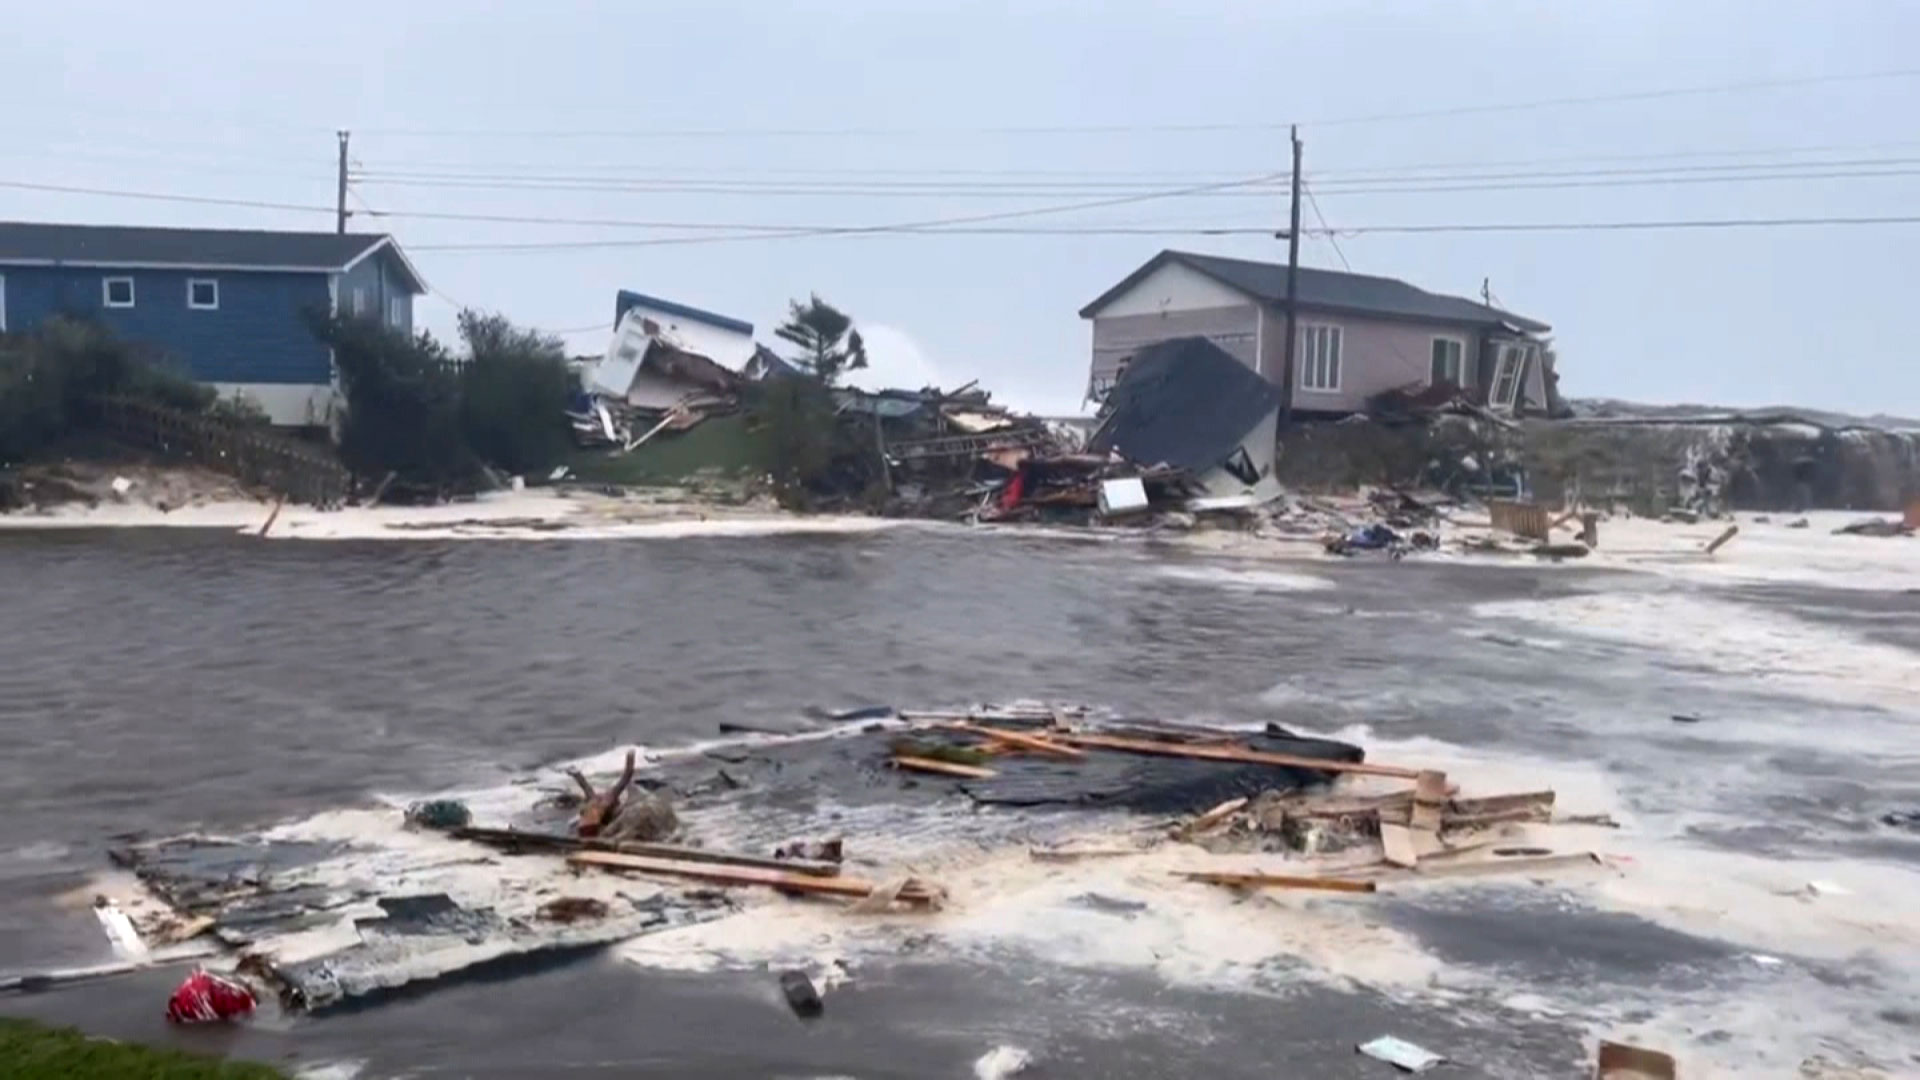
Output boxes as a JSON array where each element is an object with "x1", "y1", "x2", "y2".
[{"x1": 568, "y1": 851, "x2": 943, "y2": 906}]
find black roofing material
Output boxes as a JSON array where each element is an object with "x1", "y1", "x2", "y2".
[
  {"x1": 1081, "y1": 249, "x2": 1549, "y2": 333},
  {"x1": 1086, "y1": 336, "x2": 1281, "y2": 473},
  {"x1": 0, "y1": 221, "x2": 396, "y2": 273}
]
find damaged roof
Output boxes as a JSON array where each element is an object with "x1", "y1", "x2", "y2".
[
  {"x1": 1088, "y1": 336, "x2": 1281, "y2": 472},
  {"x1": 1079, "y1": 249, "x2": 1549, "y2": 333}
]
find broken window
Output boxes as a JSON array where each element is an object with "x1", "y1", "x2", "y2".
[
  {"x1": 1220, "y1": 446, "x2": 1260, "y2": 486},
  {"x1": 1430, "y1": 337, "x2": 1465, "y2": 386},
  {"x1": 1489, "y1": 342, "x2": 1534, "y2": 410},
  {"x1": 1298, "y1": 324, "x2": 1341, "y2": 391}
]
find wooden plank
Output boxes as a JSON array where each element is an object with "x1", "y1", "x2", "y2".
[
  {"x1": 1055, "y1": 732, "x2": 1422, "y2": 779},
  {"x1": 1175, "y1": 797, "x2": 1249, "y2": 839},
  {"x1": 1380, "y1": 823, "x2": 1420, "y2": 868},
  {"x1": 1411, "y1": 770, "x2": 1448, "y2": 833},
  {"x1": 1446, "y1": 790, "x2": 1556, "y2": 818},
  {"x1": 1595, "y1": 1040, "x2": 1677, "y2": 1080},
  {"x1": 450, "y1": 826, "x2": 842, "y2": 877},
  {"x1": 1029, "y1": 846, "x2": 1146, "y2": 863},
  {"x1": 890, "y1": 755, "x2": 996, "y2": 779},
  {"x1": 945, "y1": 723, "x2": 1084, "y2": 759},
  {"x1": 1409, "y1": 852, "x2": 1603, "y2": 880},
  {"x1": 569, "y1": 851, "x2": 939, "y2": 904},
  {"x1": 1174, "y1": 870, "x2": 1378, "y2": 894}
]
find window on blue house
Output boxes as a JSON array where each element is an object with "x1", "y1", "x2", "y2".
[
  {"x1": 188, "y1": 279, "x2": 218, "y2": 310},
  {"x1": 103, "y1": 277, "x2": 135, "y2": 308},
  {"x1": 388, "y1": 296, "x2": 404, "y2": 327}
]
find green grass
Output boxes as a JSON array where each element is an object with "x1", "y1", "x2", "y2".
[
  {"x1": 0, "y1": 1018, "x2": 287, "y2": 1079},
  {"x1": 565, "y1": 412, "x2": 767, "y2": 486}
]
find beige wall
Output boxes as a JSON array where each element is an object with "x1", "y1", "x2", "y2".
[
  {"x1": 1258, "y1": 308, "x2": 1484, "y2": 414},
  {"x1": 1087, "y1": 304, "x2": 1260, "y2": 398}
]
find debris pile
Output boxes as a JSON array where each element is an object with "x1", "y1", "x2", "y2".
[{"x1": 567, "y1": 307, "x2": 747, "y2": 451}]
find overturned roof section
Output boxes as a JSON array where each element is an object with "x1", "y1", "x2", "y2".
[
  {"x1": 614, "y1": 290, "x2": 754, "y2": 336},
  {"x1": 1088, "y1": 336, "x2": 1282, "y2": 472},
  {"x1": 1080, "y1": 249, "x2": 1548, "y2": 334},
  {"x1": 0, "y1": 221, "x2": 425, "y2": 292}
]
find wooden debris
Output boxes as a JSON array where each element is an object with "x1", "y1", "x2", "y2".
[
  {"x1": 1705, "y1": 524, "x2": 1739, "y2": 555},
  {"x1": 1410, "y1": 770, "x2": 1448, "y2": 833},
  {"x1": 1175, "y1": 869, "x2": 1378, "y2": 894},
  {"x1": 889, "y1": 737, "x2": 993, "y2": 767},
  {"x1": 450, "y1": 826, "x2": 842, "y2": 877},
  {"x1": 780, "y1": 970, "x2": 824, "y2": 1018},
  {"x1": 890, "y1": 755, "x2": 996, "y2": 780},
  {"x1": 1379, "y1": 823, "x2": 1420, "y2": 868},
  {"x1": 1054, "y1": 732, "x2": 1421, "y2": 779},
  {"x1": 569, "y1": 851, "x2": 943, "y2": 906},
  {"x1": 1174, "y1": 797, "x2": 1249, "y2": 840},
  {"x1": 1029, "y1": 845, "x2": 1147, "y2": 862},
  {"x1": 1595, "y1": 1040, "x2": 1676, "y2": 1079},
  {"x1": 945, "y1": 722, "x2": 1084, "y2": 759},
  {"x1": 1407, "y1": 851, "x2": 1604, "y2": 880},
  {"x1": 158, "y1": 915, "x2": 216, "y2": 945}
]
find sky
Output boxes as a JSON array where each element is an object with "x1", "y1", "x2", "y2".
[{"x1": 4, "y1": 0, "x2": 1918, "y2": 417}]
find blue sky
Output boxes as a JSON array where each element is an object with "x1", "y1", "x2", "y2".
[{"x1": 4, "y1": 0, "x2": 1917, "y2": 415}]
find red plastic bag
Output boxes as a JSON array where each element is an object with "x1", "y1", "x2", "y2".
[{"x1": 165, "y1": 969, "x2": 256, "y2": 1024}]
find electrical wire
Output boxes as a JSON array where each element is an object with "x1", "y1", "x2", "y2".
[
  {"x1": 0, "y1": 179, "x2": 331, "y2": 214},
  {"x1": 1301, "y1": 180, "x2": 1352, "y2": 272},
  {"x1": 351, "y1": 67, "x2": 1920, "y2": 139}
]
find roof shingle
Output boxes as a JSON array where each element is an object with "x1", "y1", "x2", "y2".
[
  {"x1": 1081, "y1": 249, "x2": 1548, "y2": 333},
  {"x1": 0, "y1": 221, "x2": 411, "y2": 281}
]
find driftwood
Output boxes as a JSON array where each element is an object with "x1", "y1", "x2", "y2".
[
  {"x1": 449, "y1": 826, "x2": 841, "y2": 877},
  {"x1": 1055, "y1": 732, "x2": 1421, "y2": 780},
  {"x1": 568, "y1": 751, "x2": 637, "y2": 836},
  {"x1": 569, "y1": 851, "x2": 942, "y2": 906},
  {"x1": 944, "y1": 722, "x2": 1084, "y2": 759},
  {"x1": 890, "y1": 755, "x2": 995, "y2": 779},
  {"x1": 1174, "y1": 870, "x2": 1377, "y2": 894}
]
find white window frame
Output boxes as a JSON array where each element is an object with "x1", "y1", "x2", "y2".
[
  {"x1": 351, "y1": 287, "x2": 368, "y2": 317},
  {"x1": 103, "y1": 276, "x2": 136, "y2": 308},
  {"x1": 0, "y1": 273, "x2": 7, "y2": 332},
  {"x1": 1489, "y1": 341, "x2": 1535, "y2": 411},
  {"x1": 388, "y1": 296, "x2": 405, "y2": 327},
  {"x1": 1297, "y1": 323, "x2": 1342, "y2": 392},
  {"x1": 1429, "y1": 335, "x2": 1467, "y2": 387},
  {"x1": 187, "y1": 278, "x2": 219, "y2": 311}
]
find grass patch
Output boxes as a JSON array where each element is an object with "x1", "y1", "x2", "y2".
[
  {"x1": 565, "y1": 412, "x2": 766, "y2": 486},
  {"x1": 0, "y1": 1018, "x2": 286, "y2": 1079}
]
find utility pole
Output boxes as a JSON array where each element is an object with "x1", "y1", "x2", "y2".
[
  {"x1": 1278, "y1": 124, "x2": 1303, "y2": 427},
  {"x1": 335, "y1": 130, "x2": 350, "y2": 234},
  {"x1": 1482, "y1": 277, "x2": 1492, "y2": 306}
]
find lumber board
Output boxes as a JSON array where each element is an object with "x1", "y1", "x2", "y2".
[
  {"x1": 1408, "y1": 852, "x2": 1602, "y2": 880},
  {"x1": 1056, "y1": 732, "x2": 1421, "y2": 779},
  {"x1": 1380, "y1": 823, "x2": 1421, "y2": 868},
  {"x1": 946, "y1": 723, "x2": 1084, "y2": 759},
  {"x1": 568, "y1": 851, "x2": 939, "y2": 903},
  {"x1": 1411, "y1": 770, "x2": 1448, "y2": 833},
  {"x1": 1175, "y1": 797, "x2": 1249, "y2": 839},
  {"x1": 1175, "y1": 864, "x2": 1374, "y2": 891},
  {"x1": 890, "y1": 755, "x2": 996, "y2": 779},
  {"x1": 449, "y1": 826, "x2": 843, "y2": 877}
]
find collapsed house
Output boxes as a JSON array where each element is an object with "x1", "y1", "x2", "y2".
[
  {"x1": 1086, "y1": 336, "x2": 1282, "y2": 511},
  {"x1": 569, "y1": 294, "x2": 752, "y2": 450}
]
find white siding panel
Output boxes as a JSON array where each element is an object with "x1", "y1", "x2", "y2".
[{"x1": 1093, "y1": 262, "x2": 1250, "y2": 317}]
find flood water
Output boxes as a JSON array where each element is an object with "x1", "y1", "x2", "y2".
[{"x1": 1, "y1": 525, "x2": 1916, "y2": 1078}]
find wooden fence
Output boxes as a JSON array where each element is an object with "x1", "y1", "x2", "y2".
[
  {"x1": 1486, "y1": 498, "x2": 1551, "y2": 541},
  {"x1": 89, "y1": 396, "x2": 350, "y2": 507}
]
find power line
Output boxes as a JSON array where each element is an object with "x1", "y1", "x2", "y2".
[
  {"x1": 1301, "y1": 180, "x2": 1351, "y2": 272},
  {"x1": 351, "y1": 67, "x2": 1920, "y2": 139},
  {"x1": 408, "y1": 214, "x2": 1920, "y2": 253},
  {"x1": 0, "y1": 179, "x2": 331, "y2": 215}
]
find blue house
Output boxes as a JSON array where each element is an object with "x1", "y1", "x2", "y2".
[{"x1": 0, "y1": 221, "x2": 427, "y2": 426}]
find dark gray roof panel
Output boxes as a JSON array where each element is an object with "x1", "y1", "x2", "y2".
[
  {"x1": 1081, "y1": 250, "x2": 1549, "y2": 333},
  {"x1": 0, "y1": 221, "x2": 396, "y2": 274}
]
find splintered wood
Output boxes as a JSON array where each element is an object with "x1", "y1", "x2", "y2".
[
  {"x1": 889, "y1": 755, "x2": 996, "y2": 779},
  {"x1": 944, "y1": 723, "x2": 1084, "y2": 759},
  {"x1": 568, "y1": 851, "x2": 944, "y2": 907},
  {"x1": 1053, "y1": 732, "x2": 1422, "y2": 779},
  {"x1": 1175, "y1": 870, "x2": 1377, "y2": 894}
]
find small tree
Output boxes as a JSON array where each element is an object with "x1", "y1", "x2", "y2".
[
  {"x1": 774, "y1": 295, "x2": 867, "y2": 385},
  {"x1": 455, "y1": 311, "x2": 574, "y2": 476},
  {"x1": 307, "y1": 311, "x2": 478, "y2": 493}
]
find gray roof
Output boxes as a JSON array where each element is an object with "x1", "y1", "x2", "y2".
[
  {"x1": 1080, "y1": 249, "x2": 1548, "y2": 333},
  {"x1": 0, "y1": 221, "x2": 425, "y2": 291}
]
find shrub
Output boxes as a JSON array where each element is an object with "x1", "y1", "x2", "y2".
[{"x1": 455, "y1": 311, "x2": 574, "y2": 477}]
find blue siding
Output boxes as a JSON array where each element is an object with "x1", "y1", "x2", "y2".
[
  {"x1": 337, "y1": 248, "x2": 414, "y2": 335},
  {"x1": 0, "y1": 266, "x2": 334, "y2": 384}
]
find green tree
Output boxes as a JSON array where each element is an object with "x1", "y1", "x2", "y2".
[
  {"x1": 774, "y1": 295, "x2": 867, "y2": 385},
  {"x1": 455, "y1": 310, "x2": 574, "y2": 476},
  {"x1": 306, "y1": 311, "x2": 477, "y2": 493}
]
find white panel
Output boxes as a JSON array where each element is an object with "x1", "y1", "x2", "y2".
[{"x1": 1094, "y1": 262, "x2": 1250, "y2": 318}]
